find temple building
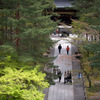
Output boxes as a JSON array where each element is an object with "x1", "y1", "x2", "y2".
[{"x1": 52, "y1": 0, "x2": 77, "y2": 25}]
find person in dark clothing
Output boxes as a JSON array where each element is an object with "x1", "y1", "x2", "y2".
[
  {"x1": 66, "y1": 71, "x2": 72, "y2": 83},
  {"x1": 66, "y1": 46, "x2": 70, "y2": 54},
  {"x1": 69, "y1": 71, "x2": 72, "y2": 83},
  {"x1": 58, "y1": 44, "x2": 62, "y2": 54},
  {"x1": 66, "y1": 70, "x2": 70, "y2": 82},
  {"x1": 64, "y1": 71, "x2": 67, "y2": 84},
  {"x1": 58, "y1": 70, "x2": 62, "y2": 82}
]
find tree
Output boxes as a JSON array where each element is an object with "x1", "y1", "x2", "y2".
[
  {"x1": 84, "y1": 43, "x2": 100, "y2": 69},
  {"x1": 0, "y1": 0, "x2": 19, "y2": 44},
  {"x1": 71, "y1": 0, "x2": 100, "y2": 88},
  {"x1": 0, "y1": 0, "x2": 57, "y2": 64},
  {"x1": 0, "y1": 45, "x2": 49, "y2": 100},
  {"x1": 74, "y1": 0, "x2": 100, "y2": 31},
  {"x1": 0, "y1": 58, "x2": 49, "y2": 100},
  {"x1": 18, "y1": 0, "x2": 56, "y2": 63},
  {"x1": 0, "y1": 0, "x2": 57, "y2": 99},
  {"x1": 73, "y1": 0, "x2": 100, "y2": 69}
]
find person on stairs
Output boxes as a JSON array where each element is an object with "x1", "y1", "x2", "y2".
[
  {"x1": 64, "y1": 71, "x2": 67, "y2": 84},
  {"x1": 58, "y1": 44, "x2": 62, "y2": 54},
  {"x1": 58, "y1": 70, "x2": 62, "y2": 82},
  {"x1": 66, "y1": 45, "x2": 70, "y2": 54},
  {"x1": 69, "y1": 71, "x2": 72, "y2": 83}
]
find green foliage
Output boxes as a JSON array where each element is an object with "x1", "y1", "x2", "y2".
[
  {"x1": 75, "y1": 0, "x2": 100, "y2": 31},
  {"x1": 0, "y1": 52, "x2": 49, "y2": 100},
  {"x1": 0, "y1": 0, "x2": 57, "y2": 64},
  {"x1": 0, "y1": 0, "x2": 58, "y2": 99},
  {"x1": 83, "y1": 42, "x2": 100, "y2": 69},
  {"x1": 88, "y1": 83, "x2": 100, "y2": 93},
  {"x1": 71, "y1": 19, "x2": 98, "y2": 37},
  {"x1": 45, "y1": 72, "x2": 55, "y2": 85},
  {"x1": 71, "y1": 0, "x2": 100, "y2": 89},
  {"x1": 0, "y1": 45, "x2": 16, "y2": 55},
  {"x1": 73, "y1": 0, "x2": 100, "y2": 70}
]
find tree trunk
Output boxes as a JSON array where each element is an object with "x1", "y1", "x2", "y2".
[
  {"x1": 87, "y1": 73, "x2": 91, "y2": 88},
  {"x1": 5, "y1": 26, "x2": 7, "y2": 40},
  {"x1": 10, "y1": 24, "x2": 12, "y2": 43},
  {"x1": 16, "y1": 2, "x2": 19, "y2": 46},
  {"x1": 83, "y1": 69, "x2": 92, "y2": 88},
  {"x1": 5, "y1": 13, "x2": 8, "y2": 40},
  {"x1": 1, "y1": 27, "x2": 4, "y2": 43},
  {"x1": 81, "y1": 61, "x2": 92, "y2": 88}
]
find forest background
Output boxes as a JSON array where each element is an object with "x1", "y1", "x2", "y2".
[{"x1": 0, "y1": 0, "x2": 100, "y2": 100}]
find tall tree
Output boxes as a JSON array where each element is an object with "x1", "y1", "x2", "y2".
[
  {"x1": 0, "y1": 0, "x2": 57, "y2": 99},
  {"x1": 75, "y1": 0, "x2": 100, "y2": 31},
  {"x1": 71, "y1": 0, "x2": 100, "y2": 87},
  {"x1": 19, "y1": 0, "x2": 56, "y2": 64},
  {"x1": 74, "y1": 0, "x2": 100, "y2": 68},
  {"x1": 0, "y1": 46, "x2": 49, "y2": 100},
  {"x1": 0, "y1": 0, "x2": 56, "y2": 63}
]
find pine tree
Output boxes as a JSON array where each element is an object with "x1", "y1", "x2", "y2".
[
  {"x1": 0, "y1": 0, "x2": 57, "y2": 99},
  {"x1": 0, "y1": 0, "x2": 19, "y2": 44},
  {"x1": 75, "y1": 0, "x2": 100, "y2": 31},
  {"x1": 71, "y1": 0, "x2": 100, "y2": 87},
  {"x1": 0, "y1": 50, "x2": 49, "y2": 100},
  {"x1": 18, "y1": 0, "x2": 56, "y2": 64},
  {"x1": 74, "y1": 0, "x2": 100, "y2": 68},
  {"x1": 84, "y1": 43, "x2": 100, "y2": 69},
  {"x1": 0, "y1": 0, "x2": 57, "y2": 64}
]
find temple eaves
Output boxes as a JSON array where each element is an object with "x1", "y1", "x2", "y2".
[{"x1": 54, "y1": 0, "x2": 75, "y2": 8}]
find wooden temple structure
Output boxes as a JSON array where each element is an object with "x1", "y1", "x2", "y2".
[{"x1": 53, "y1": 0, "x2": 77, "y2": 25}]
